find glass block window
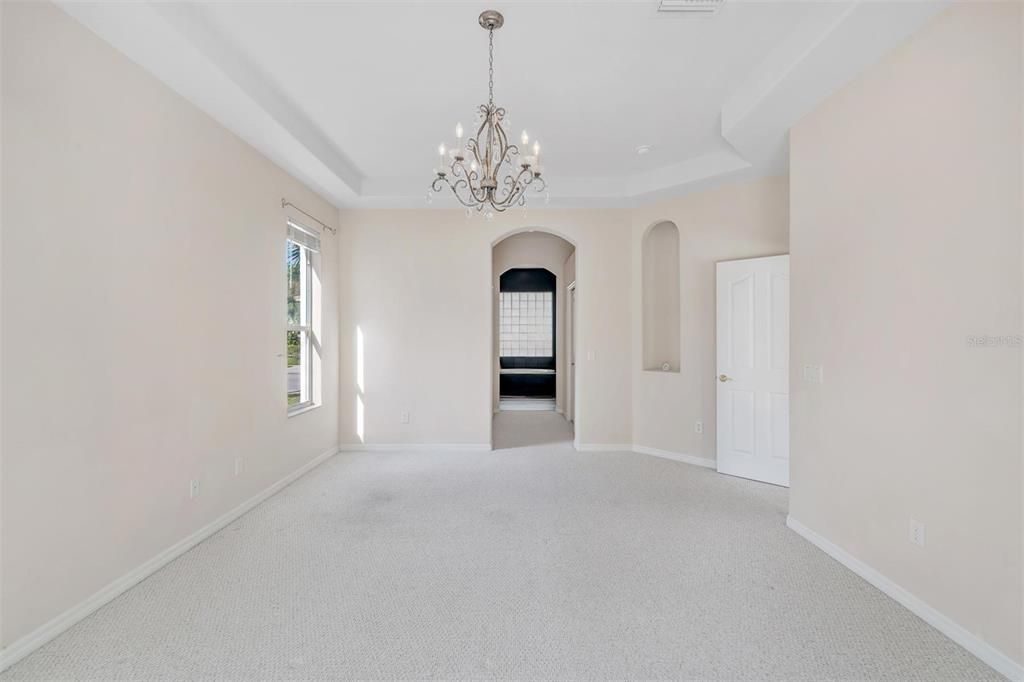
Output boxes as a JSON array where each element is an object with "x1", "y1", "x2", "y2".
[{"x1": 500, "y1": 291, "x2": 553, "y2": 357}]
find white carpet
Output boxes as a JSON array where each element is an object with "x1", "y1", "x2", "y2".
[{"x1": 1, "y1": 413, "x2": 999, "y2": 680}]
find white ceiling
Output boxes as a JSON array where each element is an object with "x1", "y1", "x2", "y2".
[
  {"x1": 194, "y1": 1, "x2": 826, "y2": 179},
  {"x1": 58, "y1": 1, "x2": 949, "y2": 208}
]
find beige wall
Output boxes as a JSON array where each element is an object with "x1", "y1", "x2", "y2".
[
  {"x1": 630, "y1": 177, "x2": 790, "y2": 461},
  {"x1": 789, "y1": 2, "x2": 1023, "y2": 665},
  {"x1": 491, "y1": 233, "x2": 575, "y2": 414},
  {"x1": 1, "y1": 2, "x2": 340, "y2": 647},
  {"x1": 336, "y1": 179, "x2": 789, "y2": 456},
  {"x1": 336, "y1": 210, "x2": 631, "y2": 449}
]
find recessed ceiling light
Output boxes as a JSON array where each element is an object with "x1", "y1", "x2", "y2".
[{"x1": 636, "y1": 145, "x2": 653, "y2": 156}]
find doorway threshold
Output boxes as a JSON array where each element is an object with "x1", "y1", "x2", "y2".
[{"x1": 499, "y1": 398, "x2": 556, "y2": 412}]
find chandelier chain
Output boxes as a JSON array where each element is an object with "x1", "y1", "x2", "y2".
[{"x1": 488, "y1": 29, "x2": 494, "y2": 106}]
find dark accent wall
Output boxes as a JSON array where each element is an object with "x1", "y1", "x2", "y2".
[{"x1": 500, "y1": 268, "x2": 556, "y2": 293}]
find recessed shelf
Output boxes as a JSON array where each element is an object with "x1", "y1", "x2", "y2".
[{"x1": 642, "y1": 221, "x2": 681, "y2": 372}]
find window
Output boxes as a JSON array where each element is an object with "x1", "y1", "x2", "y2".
[
  {"x1": 500, "y1": 291, "x2": 553, "y2": 357},
  {"x1": 286, "y1": 221, "x2": 320, "y2": 413}
]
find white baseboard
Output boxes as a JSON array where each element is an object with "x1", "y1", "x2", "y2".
[
  {"x1": 339, "y1": 443, "x2": 492, "y2": 452},
  {"x1": 633, "y1": 445, "x2": 715, "y2": 469},
  {"x1": 338, "y1": 443, "x2": 714, "y2": 473},
  {"x1": 579, "y1": 444, "x2": 715, "y2": 472},
  {"x1": 576, "y1": 444, "x2": 716, "y2": 474},
  {"x1": 786, "y1": 516, "x2": 1022, "y2": 681},
  {"x1": 0, "y1": 446, "x2": 339, "y2": 674}
]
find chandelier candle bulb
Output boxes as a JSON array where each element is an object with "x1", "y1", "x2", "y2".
[
  {"x1": 455, "y1": 123, "x2": 464, "y2": 159},
  {"x1": 521, "y1": 130, "x2": 529, "y2": 146}
]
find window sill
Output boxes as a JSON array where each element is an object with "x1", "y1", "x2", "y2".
[{"x1": 287, "y1": 403, "x2": 321, "y2": 418}]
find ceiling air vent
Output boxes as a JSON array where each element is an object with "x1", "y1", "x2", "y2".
[{"x1": 658, "y1": 0, "x2": 724, "y2": 13}]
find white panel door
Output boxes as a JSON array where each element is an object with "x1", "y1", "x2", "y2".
[{"x1": 716, "y1": 255, "x2": 789, "y2": 486}]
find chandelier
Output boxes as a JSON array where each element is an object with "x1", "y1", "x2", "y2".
[{"x1": 430, "y1": 10, "x2": 547, "y2": 217}]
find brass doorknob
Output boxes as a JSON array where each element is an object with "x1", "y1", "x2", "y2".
[{"x1": 718, "y1": 374, "x2": 732, "y2": 382}]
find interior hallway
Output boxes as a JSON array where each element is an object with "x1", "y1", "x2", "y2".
[
  {"x1": 1, "y1": 414, "x2": 995, "y2": 680},
  {"x1": 492, "y1": 410, "x2": 573, "y2": 450}
]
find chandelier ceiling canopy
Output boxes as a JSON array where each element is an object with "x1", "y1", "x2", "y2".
[{"x1": 430, "y1": 10, "x2": 547, "y2": 218}]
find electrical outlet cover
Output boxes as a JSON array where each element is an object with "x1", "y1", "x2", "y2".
[{"x1": 909, "y1": 519, "x2": 926, "y2": 547}]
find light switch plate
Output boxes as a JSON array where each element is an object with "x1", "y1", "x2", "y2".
[{"x1": 802, "y1": 364, "x2": 824, "y2": 384}]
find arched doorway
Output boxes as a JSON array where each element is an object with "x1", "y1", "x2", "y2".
[{"x1": 491, "y1": 230, "x2": 577, "y2": 450}]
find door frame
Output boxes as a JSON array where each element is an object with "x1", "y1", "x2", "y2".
[{"x1": 566, "y1": 280, "x2": 577, "y2": 427}]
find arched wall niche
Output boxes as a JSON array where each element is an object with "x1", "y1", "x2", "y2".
[{"x1": 642, "y1": 220, "x2": 681, "y2": 372}]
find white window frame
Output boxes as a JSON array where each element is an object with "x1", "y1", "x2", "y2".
[{"x1": 287, "y1": 238, "x2": 315, "y2": 414}]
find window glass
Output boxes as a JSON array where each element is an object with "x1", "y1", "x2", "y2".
[
  {"x1": 286, "y1": 330, "x2": 303, "y2": 406},
  {"x1": 287, "y1": 241, "x2": 302, "y2": 327},
  {"x1": 499, "y1": 291, "x2": 553, "y2": 357},
  {"x1": 286, "y1": 241, "x2": 313, "y2": 410}
]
